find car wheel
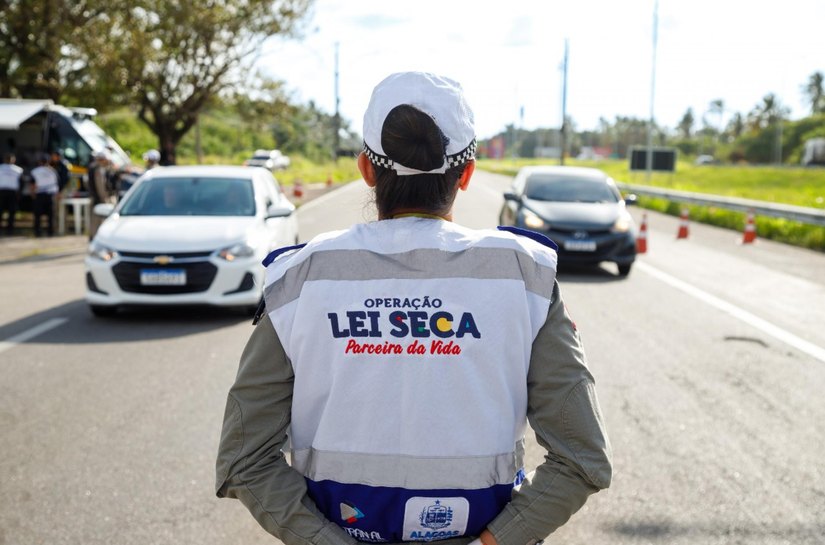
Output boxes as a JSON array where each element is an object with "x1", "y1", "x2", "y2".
[
  {"x1": 617, "y1": 263, "x2": 632, "y2": 276},
  {"x1": 90, "y1": 304, "x2": 118, "y2": 317}
]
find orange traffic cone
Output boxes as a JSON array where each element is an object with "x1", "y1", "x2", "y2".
[
  {"x1": 636, "y1": 213, "x2": 648, "y2": 254},
  {"x1": 676, "y1": 208, "x2": 690, "y2": 239},
  {"x1": 742, "y1": 212, "x2": 757, "y2": 244},
  {"x1": 326, "y1": 172, "x2": 333, "y2": 188},
  {"x1": 293, "y1": 179, "x2": 304, "y2": 198}
]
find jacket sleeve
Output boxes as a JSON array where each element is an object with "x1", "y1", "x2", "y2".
[
  {"x1": 487, "y1": 280, "x2": 613, "y2": 545},
  {"x1": 215, "y1": 314, "x2": 357, "y2": 545}
]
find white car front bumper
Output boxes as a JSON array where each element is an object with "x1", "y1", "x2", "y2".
[{"x1": 85, "y1": 251, "x2": 265, "y2": 308}]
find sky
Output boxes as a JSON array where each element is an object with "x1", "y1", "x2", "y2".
[{"x1": 256, "y1": 0, "x2": 825, "y2": 139}]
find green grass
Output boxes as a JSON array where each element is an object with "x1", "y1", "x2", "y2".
[{"x1": 477, "y1": 158, "x2": 825, "y2": 252}]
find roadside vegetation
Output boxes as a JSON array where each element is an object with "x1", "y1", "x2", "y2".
[
  {"x1": 4, "y1": 2, "x2": 822, "y2": 248},
  {"x1": 97, "y1": 106, "x2": 360, "y2": 188}
]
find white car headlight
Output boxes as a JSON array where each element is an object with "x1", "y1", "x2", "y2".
[
  {"x1": 522, "y1": 209, "x2": 547, "y2": 230},
  {"x1": 611, "y1": 214, "x2": 633, "y2": 233},
  {"x1": 217, "y1": 242, "x2": 257, "y2": 262},
  {"x1": 87, "y1": 241, "x2": 118, "y2": 261}
]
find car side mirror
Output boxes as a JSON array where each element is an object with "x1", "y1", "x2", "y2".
[
  {"x1": 503, "y1": 191, "x2": 521, "y2": 203},
  {"x1": 266, "y1": 203, "x2": 294, "y2": 219},
  {"x1": 623, "y1": 194, "x2": 638, "y2": 206},
  {"x1": 93, "y1": 203, "x2": 115, "y2": 217}
]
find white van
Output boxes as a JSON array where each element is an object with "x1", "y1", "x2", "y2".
[
  {"x1": 802, "y1": 138, "x2": 825, "y2": 166},
  {"x1": 0, "y1": 98, "x2": 132, "y2": 185}
]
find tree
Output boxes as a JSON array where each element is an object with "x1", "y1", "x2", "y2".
[
  {"x1": 87, "y1": 0, "x2": 313, "y2": 164},
  {"x1": 611, "y1": 116, "x2": 651, "y2": 157},
  {"x1": 677, "y1": 108, "x2": 694, "y2": 139},
  {"x1": 725, "y1": 112, "x2": 745, "y2": 139},
  {"x1": 708, "y1": 99, "x2": 724, "y2": 142},
  {"x1": 802, "y1": 71, "x2": 825, "y2": 115},
  {"x1": 0, "y1": 0, "x2": 108, "y2": 100},
  {"x1": 748, "y1": 93, "x2": 789, "y2": 130}
]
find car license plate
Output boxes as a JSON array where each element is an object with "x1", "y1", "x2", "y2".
[
  {"x1": 140, "y1": 269, "x2": 187, "y2": 286},
  {"x1": 564, "y1": 240, "x2": 597, "y2": 252}
]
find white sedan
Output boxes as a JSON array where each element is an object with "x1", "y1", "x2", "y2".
[{"x1": 85, "y1": 165, "x2": 298, "y2": 317}]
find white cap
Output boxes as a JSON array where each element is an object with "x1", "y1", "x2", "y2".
[
  {"x1": 363, "y1": 72, "x2": 476, "y2": 176},
  {"x1": 143, "y1": 149, "x2": 160, "y2": 162}
]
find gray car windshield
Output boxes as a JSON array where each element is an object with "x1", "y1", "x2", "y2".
[
  {"x1": 120, "y1": 177, "x2": 256, "y2": 216},
  {"x1": 524, "y1": 175, "x2": 619, "y2": 203}
]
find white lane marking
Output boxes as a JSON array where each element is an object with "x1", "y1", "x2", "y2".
[
  {"x1": 637, "y1": 261, "x2": 825, "y2": 364},
  {"x1": 474, "y1": 181, "x2": 505, "y2": 199},
  {"x1": 0, "y1": 317, "x2": 69, "y2": 355}
]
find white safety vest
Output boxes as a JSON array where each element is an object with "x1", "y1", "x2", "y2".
[{"x1": 263, "y1": 217, "x2": 558, "y2": 543}]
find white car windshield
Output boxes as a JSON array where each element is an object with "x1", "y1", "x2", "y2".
[{"x1": 119, "y1": 177, "x2": 256, "y2": 216}]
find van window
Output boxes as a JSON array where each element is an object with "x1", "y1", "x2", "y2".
[{"x1": 48, "y1": 114, "x2": 92, "y2": 167}]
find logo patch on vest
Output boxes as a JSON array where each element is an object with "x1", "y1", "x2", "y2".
[
  {"x1": 340, "y1": 501, "x2": 364, "y2": 523},
  {"x1": 403, "y1": 497, "x2": 469, "y2": 541},
  {"x1": 327, "y1": 296, "x2": 482, "y2": 358}
]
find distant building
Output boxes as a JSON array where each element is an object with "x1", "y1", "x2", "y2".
[
  {"x1": 535, "y1": 147, "x2": 561, "y2": 159},
  {"x1": 576, "y1": 146, "x2": 612, "y2": 160}
]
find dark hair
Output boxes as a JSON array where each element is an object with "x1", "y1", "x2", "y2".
[{"x1": 373, "y1": 105, "x2": 467, "y2": 218}]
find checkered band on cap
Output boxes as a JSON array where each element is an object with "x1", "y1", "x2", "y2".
[
  {"x1": 362, "y1": 72, "x2": 476, "y2": 176},
  {"x1": 446, "y1": 139, "x2": 477, "y2": 168},
  {"x1": 364, "y1": 138, "x2": 476, "y2": 174}
]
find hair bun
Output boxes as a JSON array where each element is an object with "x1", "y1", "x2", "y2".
[{"x1": 381, "y1": 105, "x2": 448, "y2": 172}]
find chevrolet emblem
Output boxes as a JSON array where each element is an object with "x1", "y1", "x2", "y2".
[{"x1": 153, "y1": 255, "x2": 174, "y2": 265}]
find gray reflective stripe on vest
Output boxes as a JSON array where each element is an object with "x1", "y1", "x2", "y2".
[
  {"x1": 291, "y1": 440, "x2": 525, "y2": 489},
  {"x1": 265, "y1": 247, "x2": 555, "y2": 312}
]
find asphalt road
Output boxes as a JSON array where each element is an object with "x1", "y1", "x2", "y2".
[{"x1": 1, "y1": 170, "x2": 823, "y2": 545}]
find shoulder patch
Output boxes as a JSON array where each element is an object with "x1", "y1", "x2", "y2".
[
  {"x1": 262, "y1": 243, "x2": 307, "y2": 267},
  {"x1": 497, "y1": 226, "x2": 559, "y2": 251}
]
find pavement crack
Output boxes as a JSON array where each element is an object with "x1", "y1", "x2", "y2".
[{"x1": 723, "y1": 335, "x2": 769, "y2": 347}]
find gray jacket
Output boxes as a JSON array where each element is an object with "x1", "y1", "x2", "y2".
[{"x1": 216, "y1": 280, "x2": 612, "y2": 545}]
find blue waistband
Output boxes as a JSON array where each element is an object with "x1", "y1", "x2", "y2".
[{"x1": 306, "y1": 478, "x2": 516, "y2": 542}]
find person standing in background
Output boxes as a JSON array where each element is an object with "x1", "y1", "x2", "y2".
[
  {"x1": 143, "y1": 149, "x2": 160, "y2": 170},
  {"x1": 50, "y1": 150, "x2": 70, "y2": 193},
  {"x1": 30, "y1": 154, "x2": 59, "y2": 237},
  {"x1": 88, "y1": 151, "x2": 113, "y2": 239},
  {"x1": 50, "y1": 150, "x2": 72, "y2": 230},
  {"x1": 0, "y1": 154, "x2": 23, "y2": 235}
]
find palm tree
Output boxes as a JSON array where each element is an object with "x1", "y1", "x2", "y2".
[
  {"x1": 802, "y1": 72, "x2": 825, "y2": 114},
  {"x1": 725, "y1": 112, "x2": 745, "y2": 139},
  {"x1": 749, "y1": 94, "x2": 789, "y2": 129},
  {"x1": 708, "y1": 99, "x2": 725, "y2": 142},
  {"x1": 677, "y1": 108, "x2": 694, "y2": 139}
]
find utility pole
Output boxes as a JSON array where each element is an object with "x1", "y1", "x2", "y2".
[
  {"x1": 195, "y1": 116, "x2": 203, "y2": 163},
  {"x1": 333, "y1": 42, "x2": 341, "y2": 163},
  {"x1": 560, "y1": 39, "x2": 568, "y2": 166},
  {"x1": 775, "y1": 118, "x2": 784, "y2": 165},
  {"x1": 646, "y1": 0, "x2": 659, "y2": 182}
]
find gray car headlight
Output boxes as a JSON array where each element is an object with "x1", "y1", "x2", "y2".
[
  {"x1": 611, "y1": 215, "x2": 632, "y2": 233},
  {"x1": 217, "y1": 242, "x2": 257, "y2": 262},
  {"x1": 522, "y1": 209, "x2": 547, "y2": 230},
  {"x1": 87, "y1": 241, "x2": 118, "y2": 261}
]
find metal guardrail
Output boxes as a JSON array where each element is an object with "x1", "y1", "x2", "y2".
[{"x1": 616, "y1": 182, "x2": 825, "y2": 227}]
